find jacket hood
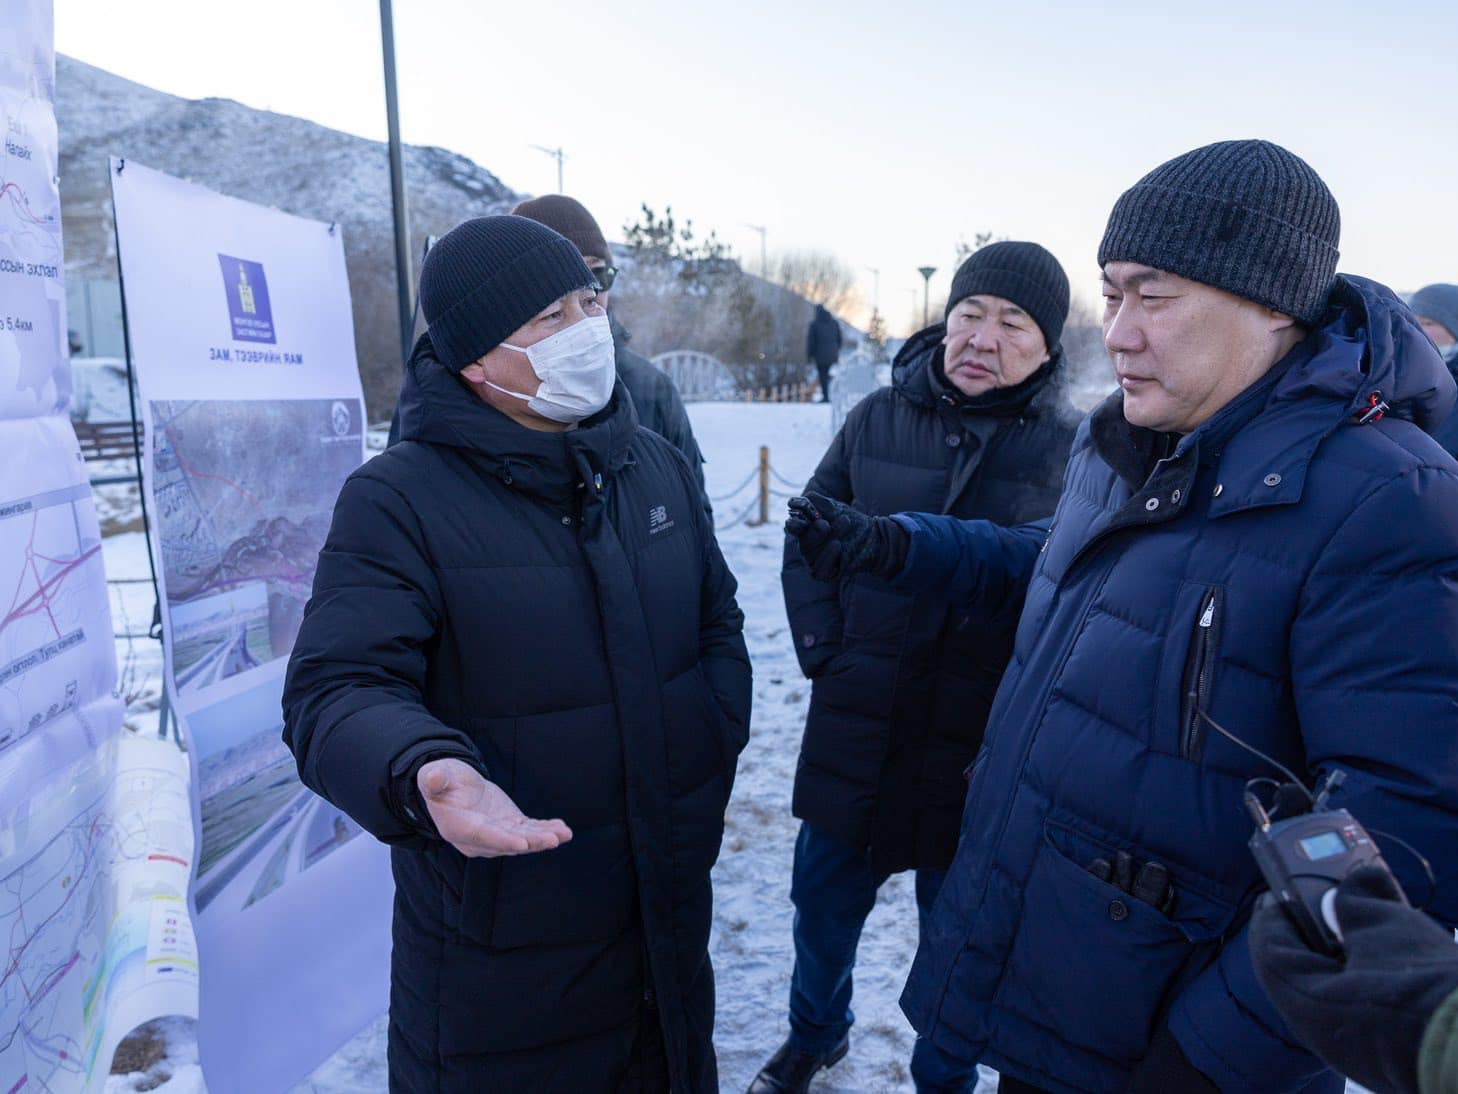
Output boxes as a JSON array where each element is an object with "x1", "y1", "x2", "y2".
[
  {"x1": 892, "y1": 321, "x2": 1064, "y2": 418},
  {"x1": 394, "y1": 331, "x2": 639, "y2": 500},
  {"x1": 1273, "y1": 274, "x2": 1456, "y2": 430}
]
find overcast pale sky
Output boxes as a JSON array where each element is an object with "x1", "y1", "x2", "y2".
[{"x1": 55, "y1": 0, "x2": 1458, "y2": 333}]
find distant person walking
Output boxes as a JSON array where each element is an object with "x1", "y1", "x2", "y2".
[{"x1": 807, "y1": 304, "x2": 843, "y2": 402}]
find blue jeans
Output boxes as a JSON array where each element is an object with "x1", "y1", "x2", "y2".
[{"x1": 787, "y1": 822, "x2": 978, "y2": 1091}]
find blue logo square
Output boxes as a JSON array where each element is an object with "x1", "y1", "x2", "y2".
[{"x1": 218, "y1": 254, "x2": 276, "y2": 343}]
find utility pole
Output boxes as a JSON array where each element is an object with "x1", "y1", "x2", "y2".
[
  {"x1": 531, "y1": 144, "x2": 566, "y2": 192},
  {"x1": 744, "y1": 223, "x2": 767, "y2": 278},
  {"x1": 379, "y1": 0, "x2": 414, "y2": 365},
  {"x1": 918, "y1": 265, "x2": 937, "y2": 328},
  {"x1": 865, "y1": 266, "x2": 880, "y2": 313}
]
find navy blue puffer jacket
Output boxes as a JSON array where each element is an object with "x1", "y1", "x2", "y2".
[
  {"x1": 283, "y1": 335, "x2": 751, "y2": 1092},
  {"x1": 896, "y1": 276, "x2": 1458, "y2": 1093}
]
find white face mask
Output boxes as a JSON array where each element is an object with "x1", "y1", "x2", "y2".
[{"x1": 485, "y1": 314, "x2": 616, "y2": 423}]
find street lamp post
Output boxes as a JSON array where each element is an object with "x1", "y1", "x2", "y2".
[
  {"x1": 744, "y1": 223, "x2": 767, "y2": 278},
  {"x1": 379, "y1": 0, "x2": 414, "y2": 366},
  {"x1": 531, "y1": 144, "x2": 566, "y2": 192},
  {"x1": 918, "y1": 265, "x2": 937, "y2": 327}
]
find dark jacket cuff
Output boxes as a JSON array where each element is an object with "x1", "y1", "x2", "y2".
[{"x1": 388, "y1": 742, "x2": 489, "y2": 840}]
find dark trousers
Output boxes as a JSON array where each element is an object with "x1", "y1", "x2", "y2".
[
  {"x1": 815, "y1": 361, "x2": 833, "y2": 401},
  {"x1": 787, "y1": 822, "x2": 977, "y2": 1091}
]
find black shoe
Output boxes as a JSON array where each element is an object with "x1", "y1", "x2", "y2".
[{"x1": 746, "y1": 1036, "x2": 850, "y2": 1093}]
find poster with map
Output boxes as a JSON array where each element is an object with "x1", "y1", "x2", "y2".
[
  {"x1": 0, "y1": 5, "x2": 193, "y2": 1092},
  {"x1": 110, "y1": 158, "x2": 392, "y2": 1092}
]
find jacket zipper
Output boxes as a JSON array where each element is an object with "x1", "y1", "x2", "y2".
[{"x1": 1180, "y1": 589, "x2": 1220, "y2": 759}]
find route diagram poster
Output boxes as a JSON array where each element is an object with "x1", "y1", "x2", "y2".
[
  {"x1": 110, "y1": 159, "x2": 392, "y2": 1093},
  {"x1": 1, "y1": 5, "x2": 193, "y2": 1092}
]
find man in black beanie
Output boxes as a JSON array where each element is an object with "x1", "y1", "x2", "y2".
[
  {"x1": 786, "y1": 140, "x2": 1458, "y2": 1094},
  {"x1": 750, "y1": 241, "x2": 1076, "y2": 1094},
  {"x1": 283, "y1": 214, "x2": 751, "y2": 1092}
]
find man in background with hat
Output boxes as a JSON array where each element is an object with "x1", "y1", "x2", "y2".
[
  {"x1": 513, "y1": 193, "x2": 706, "y2": 491},
  {"x1": 749, "y1": 242, "x2": 1077, "y2": 1094},
  {"x1": 787, "y1": 140, "x2": 1458, "y2": 1092},
  {"x1": 283, "y1": 214, "x2": 751, "y2": 1091},
  {"x1": 1411, "y1": 282, "x2": 1458, "y2": 455}
]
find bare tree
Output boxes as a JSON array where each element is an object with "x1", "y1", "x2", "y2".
[
  {"x1": 952, "y1": 230, "x2": 1003, "y2": 268},
  {"x1": 770, "y1": 248, "x2": 862, "y2": 316}
]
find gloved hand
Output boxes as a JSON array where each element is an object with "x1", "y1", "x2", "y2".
[
  {"x1": 785, "y1": 492, "x2": 909, "y2": 583},
  {"x1": 1250, "y1": 864, "x2": 1458, "y2": 1094}
]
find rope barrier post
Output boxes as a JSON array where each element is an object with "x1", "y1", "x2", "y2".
[{"x1": 747, "y1": 445, "x2": 770, "y2": 526}]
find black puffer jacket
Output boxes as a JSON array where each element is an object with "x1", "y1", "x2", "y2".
[
  {"x1": 283, "y1": 334, "x2": 751, "y2": 1092},
  {"x1": 612, "y1": 315, "x2": 705, "y2": 492},
  {"x1": 782, "y1": 324, "x2": 1075, "y2": 872}
]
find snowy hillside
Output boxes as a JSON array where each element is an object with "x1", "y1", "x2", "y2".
[{"x1": 55, "y1": 55, "x2": 524, "y2": 414}]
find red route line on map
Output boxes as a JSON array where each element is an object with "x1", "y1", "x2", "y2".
[
  {"x1": 0, "y1": 181, "x2": 48, "y2": 226},
  {"x1": 2, "y1": 512, "x2": 37, "y2": 622},
  {"x1": 163, "y1": 423, "x2": 264, "y2": 511},
  {"x1": 27, "y1": 554, "x2": 59, "y2": 638},
  {"x1": 0, "y1": 545, "x2": 102, "y2": 638}
]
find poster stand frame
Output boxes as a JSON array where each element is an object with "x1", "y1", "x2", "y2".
[{"x1": 107, "y1": 155, "x2": 176, "y2": 745}]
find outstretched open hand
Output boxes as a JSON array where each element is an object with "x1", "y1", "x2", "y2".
[{"x1": 417, "y1": 757, "x2": 573, "y2": 858}]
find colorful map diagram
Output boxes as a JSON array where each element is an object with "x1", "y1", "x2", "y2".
[
  {"x1": 0, "y1": 421, "x2": 112, "y2": 763},
  {"x1": 0, "y1": 735, "x2": 196, "y2": 1094},
  {"x1": 0, "y1": 6, "x2": 195, "y2": 1093}
]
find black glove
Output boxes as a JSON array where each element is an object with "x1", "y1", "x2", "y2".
[
  {"x1": 1250, "y1": 864, "x2": 1458, "y2": 1094},
  {"x1": 1125, "y1": 1025, "x2": 1219, "y2": 1093},
  {"x1": 784, "y1": 492, "x2": 908, "y2": 583}
]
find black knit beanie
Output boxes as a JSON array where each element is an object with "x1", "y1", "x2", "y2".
[
  {"x1": 945, "y1": 241, "x2": 1070, "y2": 351},
  {"x1": 418, "y1": 215, "x2": 593, "y2": 370},
  {"x1": 1098, "y1": 139, "x2": 1340, "y2": 325},
  {"x1": 511, "y1": 194, "x2": 612, "y2": 263}
]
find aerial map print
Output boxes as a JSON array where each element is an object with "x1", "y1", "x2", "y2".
[
  {"x1": 148, "y1": 398, "x2": 366, "y2": 910},
  {"x1": 149, "y1": 397, "x2": 362, "y2": 695}
]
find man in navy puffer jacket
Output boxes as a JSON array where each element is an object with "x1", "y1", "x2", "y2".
[{"x1": 789, "y1": 140, "x2": 1458, "y2": 1093}]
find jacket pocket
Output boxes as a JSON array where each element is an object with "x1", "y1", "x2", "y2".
[
  {"x1": 996, "y1": 819, "x2": 1237, "y2": 1065},
  {"x1": 693, "y1": 665, "x2": 747, "y2": 786},
  {"x1": 469, "y1": 823, "x2": 636, "y2": 950},
  {"x1": 1178, "y1": 587, "x2": 1224, "y2": 760}
]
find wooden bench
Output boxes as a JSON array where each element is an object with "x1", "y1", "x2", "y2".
[{"x1": 74, "y1": 420, "x2": 141, "y2": 462}]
